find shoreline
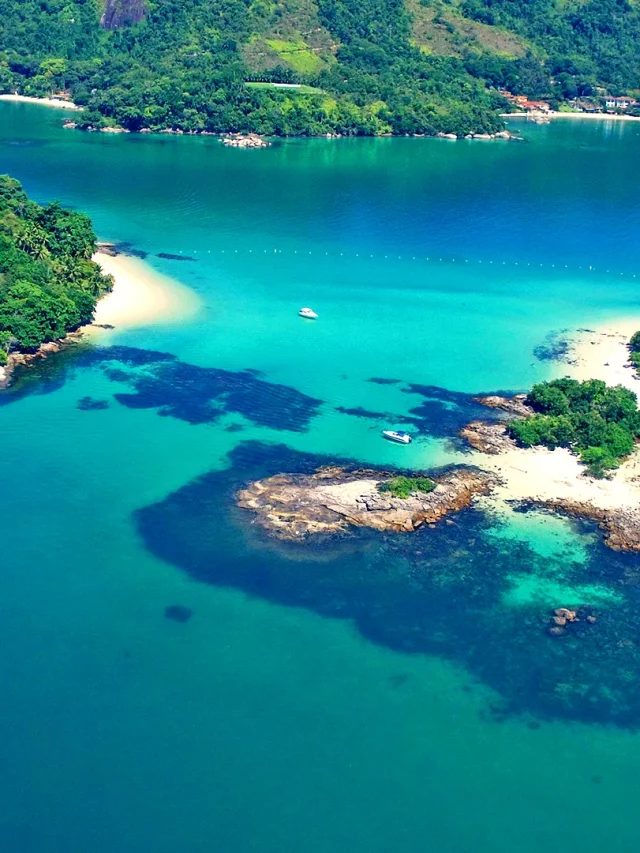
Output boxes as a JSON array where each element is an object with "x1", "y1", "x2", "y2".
[
  {"x1": 91, "y1": 250, "x2": 202, "y2": 330},
  {"x1": 462, "y1": 319, "x2": 640, "y2": 548},
  {"x1": 504, "y1": 111, "x2": 640, "y2": 122},
  {"x1": 0, "y1": 94, "x2": 80, "y2": 110},
  {"x1": 0, "y1": 250, "x2": 202, "y2": 389}
]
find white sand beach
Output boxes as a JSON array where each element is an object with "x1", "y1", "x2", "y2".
[
  {"x1": 560, "y1": 320, "x2": 640, "y2": 395},
  {"x1": 466, "y1": 317, "x2": 640, "y2": 518},
  {"x1": 92, "y1": 251, "x2": 202, "y2": 330},
  {"x1": 0, "y1": 94, "x2": 80, "y2": 110}
]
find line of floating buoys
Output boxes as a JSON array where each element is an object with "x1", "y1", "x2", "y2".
[{"x1": 156, "y1": 248, "x2": 637, "y2": 278}]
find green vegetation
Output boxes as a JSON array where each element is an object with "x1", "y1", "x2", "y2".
[
  {"x1": 1, "y1": 0, "x2": 640, "y2": 136},
  {"x1": 264, "y1": 38, "x2": 323, "y2": 74},
  {"x1": 0, "y1": 175, "x2": 111, "y2": 354},
  {"x1": 629, "y1": 331, "x2": 640, "y2": 375},
  {"x1": 379, "y1": 475, "x2": 436, "y2": 498},
  {"x1": 507, "y1": 378, "x2": 640, "y2": 477}
]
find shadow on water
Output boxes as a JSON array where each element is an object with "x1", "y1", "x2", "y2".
[{"x1": 134, "y1": 440, "x2": 640, "y2": 728}]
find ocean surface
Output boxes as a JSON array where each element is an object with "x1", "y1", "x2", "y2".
[{"x1": 1, "y1": 104, "x2": 640, "y2": 852}]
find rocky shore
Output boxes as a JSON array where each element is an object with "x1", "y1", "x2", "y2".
[
  {"x1": 237, "y1": 466, "x2": 497, "y2": 540},
  {"x1": 0, "y1": 331, "x2": 84, "y2": 390},
  {"x1": 527, "y1": 500, "x2": 640, "y2": 553},
  {"x1": 435, "y1": 130, "x2": 523, "y2": 141},
  {"x1": 458, "y1": 393, "x2": 640, "y2": 553}
]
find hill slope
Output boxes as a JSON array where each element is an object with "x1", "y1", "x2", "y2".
[{"x1": 1, "y1": 0, "x2": 639, "y2": 135}]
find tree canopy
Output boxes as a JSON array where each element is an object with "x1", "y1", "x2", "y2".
[
  {"x1": 508, "y1": 378, "x2": 640, "y2": 477},
  {"x1": 0, "y1": 175, "x2": 111, "y2": 360}
]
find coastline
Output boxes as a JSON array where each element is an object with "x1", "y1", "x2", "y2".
[
  {"x1": 504, "y1": 111, "x2": 640, "y2": 122},
  {"x1": 463, "y1": 317, "x2": 640, "y2": 546},
  {"x1": 0, "y1": 94, "x2": 80, "y2": 110},
  {"x1": 0, "y1": 250, "x2": 202, "y2": 389},
  {"x1": 559, "y1": 319, "x2": 640, "y2": 394}
]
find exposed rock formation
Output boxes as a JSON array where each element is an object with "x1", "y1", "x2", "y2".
[
  {"x1": 101, "y1": 0, "x2": 146, "y2": 30},
  {"x1": 473, "y1": 394, "x2": 533, "y2": 418},
  {"x1": 237, "y1": 466, "x2": 498, "y2": 541},
  {"x1": 222, "y1": 133, "x2": 270, "y2": 148},
  {"x1": 460, "y1": 421, "x2": 517, "y2": 454}
]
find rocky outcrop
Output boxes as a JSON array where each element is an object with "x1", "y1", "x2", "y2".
[
  {"x1": 237, "y1": 466, "x2": 498, "y2": 541},
  {"x1": 547, "y1": 606, "x2": 597, "y2": 637},
  {"x1": 473, "y1": 394, "x2": 533, "y2": 418},
  {"x1": 101, "y1": 0, "x2": 146, "y2": 30},
  {"x1": 0, "y1": 333, "x2": 85, "y2": 390},
  {"x1": 528, "y1": 500, "x2": 640, "y2": 553},
  {"x1": 460, "y1": 421, "x2": 517, "y2": 454},
  {"x1": 221, "y1": 133, "x2": 270, "y2": 148}
]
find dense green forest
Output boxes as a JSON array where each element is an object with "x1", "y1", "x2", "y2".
[
  {"x1": 508, "y1": 378, "x2": 640, "y2": 477},
  {"x1": 0, "y1": 175, "x2": 111, "y2": 359},
  {"x1": 1, "y1": 0, "x2": 639, "y2": 135}
]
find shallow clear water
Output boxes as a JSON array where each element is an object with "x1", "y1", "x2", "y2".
[{"x1": 1, "y1": 105, "x2": 640, "y2": 852}]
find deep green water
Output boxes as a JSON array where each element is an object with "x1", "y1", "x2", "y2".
[{"x1": 2, "y1": 104, "x2": 640, "y2": 852}]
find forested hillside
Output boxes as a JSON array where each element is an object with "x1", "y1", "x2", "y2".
[
  {"x1": 0, "y1": 175, "x2": 111, "y2": 356},
  {"x1": 1, "y1": 0, "x2": 639, "y2": 136}
]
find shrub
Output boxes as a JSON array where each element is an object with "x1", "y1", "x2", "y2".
[{"x1": 378, "y1": 476, "x2": 436, "y2": 499}]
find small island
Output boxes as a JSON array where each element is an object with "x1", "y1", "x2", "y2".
[
  {"x1": 0, "y1": 175, "x2": 112, "y2": 385},
  {"x1": 237, "y1": 466, "x2": 497, "y2": 540}
]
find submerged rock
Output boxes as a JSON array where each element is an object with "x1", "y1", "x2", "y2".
[{"x1": 237, "y1": 466, "x2": 497, "y2": 541}]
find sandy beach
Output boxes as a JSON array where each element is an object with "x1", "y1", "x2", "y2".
[
  {"x1": 560, "y1": 319, "x2": 640, "y2": 394},
  {"x1": 465, "y1": 316, "x2": 640, "y2": 525},
  {"x1": 0, "y1": 94, "x2": 80, "y2": 110},
  {"x1": 92, "y1": 251, "x2": 202, "y2": 330}
]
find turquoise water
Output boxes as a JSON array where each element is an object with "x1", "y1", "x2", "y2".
[{"x1": 2, "y1": 104, "x2": 640, "y2": 852}]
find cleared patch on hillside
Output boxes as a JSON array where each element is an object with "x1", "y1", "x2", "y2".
[
  {"x1": 243, "y1": 0, "x2": 336, "y2": 73},
  {"x1": 407, "y1": 0, "x2": 528, "y2": 58},
  {"x1": 245, "y1": 81, "x2": 325, "y2": 94}
]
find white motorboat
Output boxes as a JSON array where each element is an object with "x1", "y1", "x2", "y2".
[
  {"x1": 299, "y1": 307, "x2": 318, "y2": 319},
  {"x1": 382, "y1": 430, "x2": 412, "y2": 445}
]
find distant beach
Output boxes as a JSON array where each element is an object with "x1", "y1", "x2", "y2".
[
  {"x1": 92, "y1": 251, "x2": 202, "y2": 330},
  {"x1": 504, "y1": 111, "x2": 640, "y2": 122},
  {"x1": 0, "y1": 94, "x2": 80, "y2": 110}
]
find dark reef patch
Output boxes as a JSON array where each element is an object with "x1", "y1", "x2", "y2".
[
  {"x1": 533, "y1": 330, "x2": 573, "y2": 363},
  {"x1": 134, "y1": 440, "x2": 640, "y2": 728},
  {"x1": 107, "y1": 241, "x2": 148, "y2": 259},
  {"x1": 77, "y1": 396, "x2": 109, "y2": 411},
  {"x1": 164, "y1": 604, "x2": 193, "y2": 623},
  {"x1": 335, "y1": 404, "x2": 421, "y2": 426},
  {"x1": 401, "y1": 384, "x2": 512, "y2": 439},
  {"x1": 98, "y1": 347, "x2": 322, "y2": 430},
  {"x1": 368, "y1": 377, "x2": 402, "y2": 385},
  {"x1": 0, "y1": 345, "x2": 322, "y2": 432},
  {"x1": 157, "y1": 252, "x2": 198, "y2": 262}
]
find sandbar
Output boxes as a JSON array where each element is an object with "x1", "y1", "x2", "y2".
[{"x1": 92, "y1": 251, "x2": 202, "y2": 330}]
